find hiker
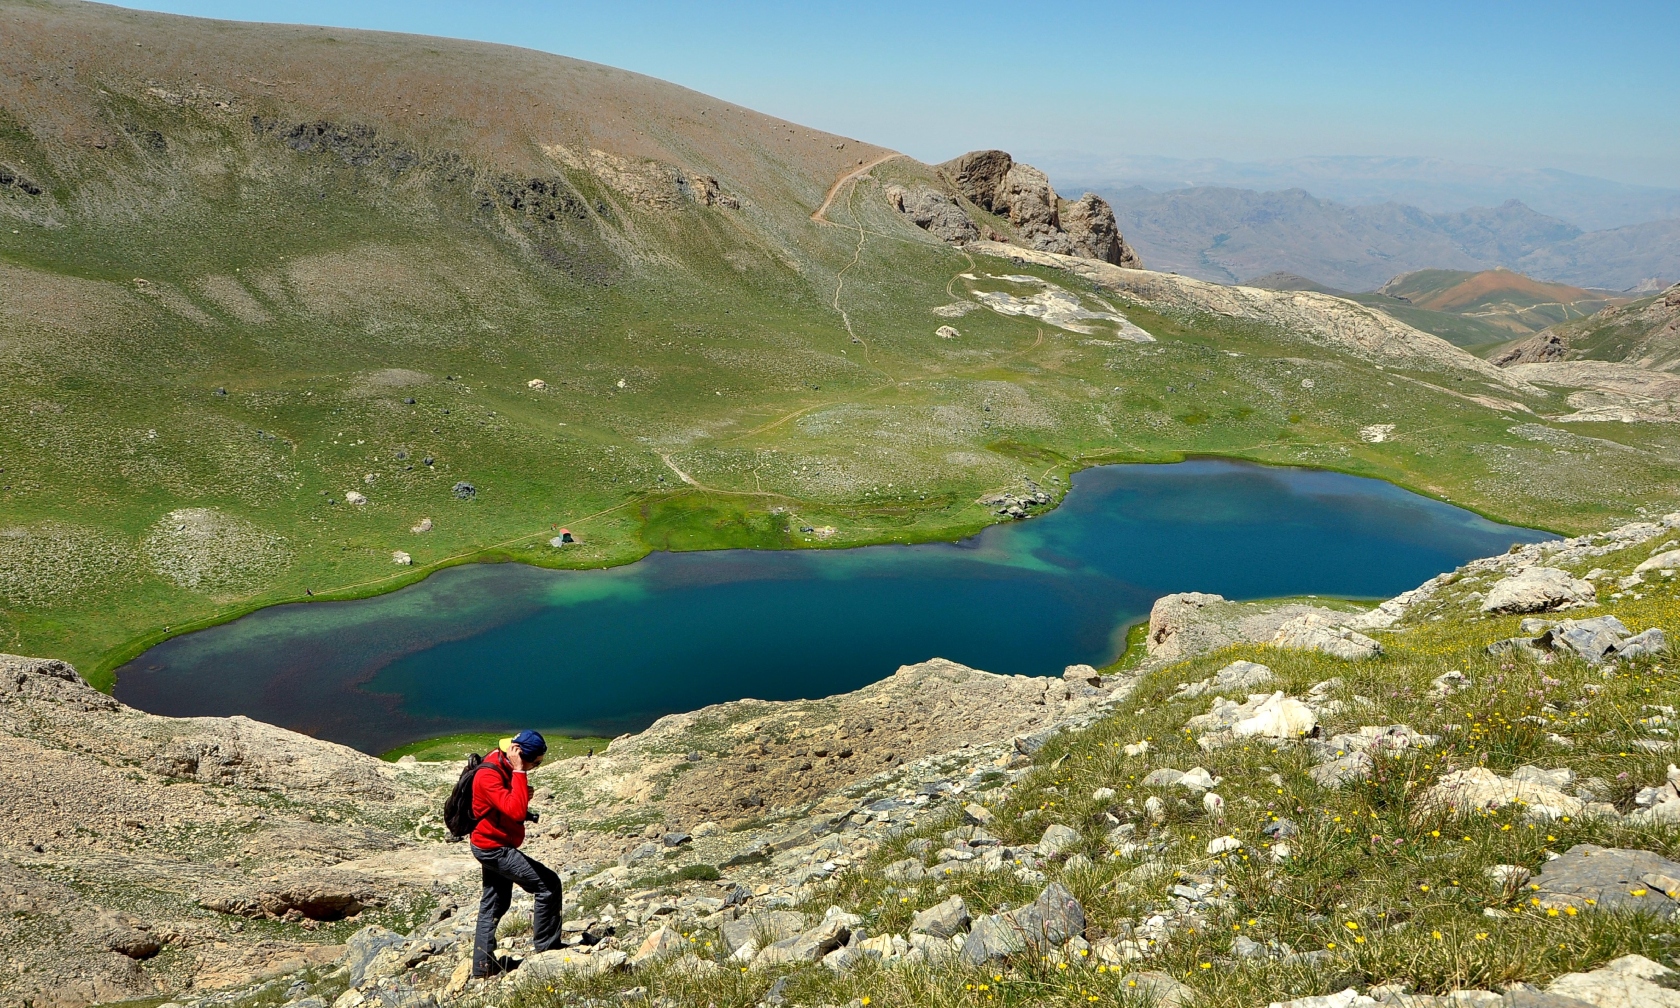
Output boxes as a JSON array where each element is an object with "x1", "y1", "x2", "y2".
[{"x1": 470, "y1": 730, "x2": 562, "y2": 978}]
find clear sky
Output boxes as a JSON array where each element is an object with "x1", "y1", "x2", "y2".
[{"x1": 117, "y1": 1, "x2": 1680, "y2": 188}]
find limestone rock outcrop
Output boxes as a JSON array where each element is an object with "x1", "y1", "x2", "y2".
[
  {"x1": 1061, "y1": 192, "x2": 1142, "y2": 268},
  {"x1": 884, "y1": 185, "x2": 979, "y2": 244},
  {"x1": 894, "y1": 149, "x2": 1141, "y2": 268}
]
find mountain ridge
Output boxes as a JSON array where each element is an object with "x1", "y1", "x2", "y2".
[{"x1": 1093, "y1": 184, "x2": 1675, "y2": 292}]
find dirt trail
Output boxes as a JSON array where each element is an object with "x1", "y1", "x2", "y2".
[{"x1": 812, "y1": 152, "x2": 902, "y2": 224}]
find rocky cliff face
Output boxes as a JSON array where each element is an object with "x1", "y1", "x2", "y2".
[{"x1": 882, "y1": 149, "x2": 1141, "y2": 268}]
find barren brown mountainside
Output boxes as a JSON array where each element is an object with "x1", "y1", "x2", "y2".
[{"x1": 0, "y1": 0, "x2": 889, "y2": 199}]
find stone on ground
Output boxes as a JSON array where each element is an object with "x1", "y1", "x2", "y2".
[
  {"x1": 1271, "y1": 614, "x2": 1383, "y2": 659},
  {"x1": 1530, "y1": 845, "x2": 1680, "y2": 917},
  {"x1": 910, "y1": 895, "x2": 969, "y2": 939},
  {"x1": 1481, "y1": 567, "x2": 1596, "y2": 613},
  {"x1": 1547, "y1": 953, "x2": 1680, "y2": 1007}
]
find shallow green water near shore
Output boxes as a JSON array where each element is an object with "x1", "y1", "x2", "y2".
[{"x1": 115, "y1": 460, "x2": 1552, "y2": 753}]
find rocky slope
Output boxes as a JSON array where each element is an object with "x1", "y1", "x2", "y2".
[{"x1": 1488, "y1": 283, "x2": 1680, "y2": 421}]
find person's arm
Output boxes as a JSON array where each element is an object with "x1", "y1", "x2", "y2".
[{"x1": 479, "y1": 755, "x2": 530, "y2": 822}]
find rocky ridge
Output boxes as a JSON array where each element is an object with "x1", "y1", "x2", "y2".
[{"x1": 883, "y1": 150, "x2": 1143, "y2": 268}]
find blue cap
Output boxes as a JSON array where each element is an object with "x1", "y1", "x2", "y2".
[{"x1": 512, "y1": 729, "x2": 547, "y2": 758}]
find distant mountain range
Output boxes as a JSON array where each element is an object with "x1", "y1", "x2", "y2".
[
  {"x1": 1248, "y1": 268, "x2": 1634, "y2": 349},
  {"x1": 1088, "y1": 185, "x2": 1677, "y2": 293},
  {"x1": 1035, "y1": 153, "x2": 1680, "y2": 231}
]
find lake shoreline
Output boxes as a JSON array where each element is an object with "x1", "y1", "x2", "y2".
[
  {"x1": 113, "y1": 459, "x2": 1557, "y2": 754},
  {"x1": 89, "y1": 451, "x2": 1567, "y2": 691}
]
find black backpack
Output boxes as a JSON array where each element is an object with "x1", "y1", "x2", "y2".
[{"x1": 443, "y1": 754, "x2": 511, "y2": 840}]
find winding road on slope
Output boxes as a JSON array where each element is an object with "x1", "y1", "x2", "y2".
[{"x1": 812, "y1": 152, "x2": 903, "y2": 224}]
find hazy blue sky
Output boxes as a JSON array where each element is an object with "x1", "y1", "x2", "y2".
[{"x1": 122, "y1": 1, "x2": 1679, "y2": 187}]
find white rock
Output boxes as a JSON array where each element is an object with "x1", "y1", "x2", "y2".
[
  {"x1": 1037, "y1": 824, "x2": 1081, "y2": 856},
  {"x1": 1206, "y1": 835, "x2": 1241, "y2": 855},
  {"x1": 1123, "y1": 741, "x2": 1151, "y2": 756},
  {"x1": 528, "y1": 378, "x2": 547, "y2": 389},
  {"x1": 1548, "y1": 953, "x2": 1680, "y2": 1007},
  {"x1": 1358, "y1": 423, "x2": 1395, "y2": 443},
  {"x1": 1177, "y1": 766, "x2": 1222, "y2": 791},
  {"x1": 1267, "y1": 987, "x2": 1377, "y2": 1008},
  {"x1": 1420, "y1": 767, "x2": 1585, "y2": 820},
  {"x1": 1092, "y1": 787, "x2": 1116, "y2": 801},
  {"x1": 1144, "y1": 796, "x2": 1166, "y2": 823},
  {"x1": 410, "y1": 517, "x2": 433, "y2": 533},
  {"x1": 1635, "y1": 549, "x2": 1680, "y2": 574},
  {"x1": 1202, "y1": 792, "x2": 1225, "y2": 818},
  {"x1": 1233, "y1": 692, "x2": 1319, "y2": 739},
  {"x1": 1272, "y1": 615, "x2": 1382, "y2": 659},
  {"x1": 344, "y1": 491, "x2": 368, "y2": 505},
  {"x1": 1481, "y1": 566, "x2": 1596, "y2": 614},
  {"x1": 391, "y1": 551, "x2": 412, "y2": 566},
  {"x1": 1485, "y1": 864, "x2": 1532, "y2": 888},
  {"x1": 936, "y1": 325, "x2": 960, "y2": 339},
  {"x1": 1174, "y1": 659, "x2": 1275, "y2": 699}
]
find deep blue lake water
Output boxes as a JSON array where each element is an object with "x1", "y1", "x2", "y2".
[{"x1": 114, "y1": 461, "x2": 1554, "y2": 753}]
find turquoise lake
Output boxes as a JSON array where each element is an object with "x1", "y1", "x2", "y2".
[{"x1": 114, "y1": 461, "x2": 1555, "y2": 753}]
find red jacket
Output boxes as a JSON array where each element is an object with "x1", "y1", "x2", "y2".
[{"x1": 470, "y1": 749, "x2": 530, "y2": 850}]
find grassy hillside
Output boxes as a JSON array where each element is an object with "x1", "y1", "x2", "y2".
[
  {"x1": 1488, "y1": 287, "x2": 1680, "y2": 371},
  {"x1": 2, "y1": 1, "x2": 1679, "y2": 684}
]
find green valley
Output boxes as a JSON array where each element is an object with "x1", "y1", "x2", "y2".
[{"x1": 1, "y1": 0, "x2": 1678, "y2": 688}]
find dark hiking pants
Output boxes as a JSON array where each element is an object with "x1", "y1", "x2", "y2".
[{"x1": 472, "y1": 844, "x2": 563, "y2": 977}]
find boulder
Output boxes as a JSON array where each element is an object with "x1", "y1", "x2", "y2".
[
  {"x1": 1481, "y1": 567, "x2": 1596, "y2": 613},
  {"x1": 884, "y1": 184, "x2": 979, "y2": 244},
  {"x1": 1147, "y1": 591, "x2": 1226, "y2": 660},
  {"x1": 1267, "y1": 991, "x2": 1375, "y2": 1008},
  {"x1": 345, "y1": 926, "x2": 409, "y2": 987},
  {"x1": 719, "y1": 910, "x2": 805, "y2": 958},
  {"x1": 1548, "y1": 953, "x2": 1680, "y2": 1007},
  {"x1": 1177, "y1": 766, "x2": 1221, "y2": 790},
  {"x1": 935, "y1": 325, "x2": 960, "y2": 339},
  {"x1": 1232, "y1": 693, "x2": 1320, "y2": 739},
  {"x1": 997, "y1": 163, "x2": 1066, "y2": 250},
  {"x1": 910, "y1": 895, "x2": 970, "y2": 939},
  {"x1": 1059, "y1": 192, "x2": 1141, "y2": 268},
  {"x1": 1004, "y1": 882, "x2": 1085, "y2": 952},
  {"x1": 939, "y1": 150, "x2": 1015, "y2": 213},
  {"x1": 1540, "y1": 615, "x2": 1630, "y2": 662},
  {"x1": 1309, "y1": 752, "x2": 1373, "y2": 788},
  {"x1": 631, "y1": 925, "x2": 689, "y2": 965},
  {"x1": 1634, "y1": 549, "x2": 1680, "y2": 574},
  {"x1": 1271, "y1": 614, "x2": 1382, "y2": 660},
  {"x1": 1063, "y1": 663, "x2": 1103, "y2": 687},
  {"x1": 1037, "y1": 824, "x2": 1080, "y2": 856},
  {"x1": 1174, "y1": 660, "x2": 1274, "y2": 699},
  {"x1": 1117, "y1": 972, "x2": 1197, "y2": 1008},
  {"x1": 202, "y1": 868, "x2": 384, "y2": 921},
  {"x1": 1140, "y1": 768, "x2": 1185, "y2": 787},
  {"x1": 1419, "y1": 767, "x2": 1584, "y2": 821},
  {"x1": 958, "y1": 913, "x2": 1025, "y2": 964},
  {"x1": 956, "y1": 883, "x2": 1085, "y2": 965},
  {"x1": 1613, "y1": 627, "x2": 1669, "y2": 660},
  {"x1": 754, "y1": 914, "x2": 851, "y2": 966},
  {"x1": 1530, "y1": 845, "x2": 1680, "y2": 917}
]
